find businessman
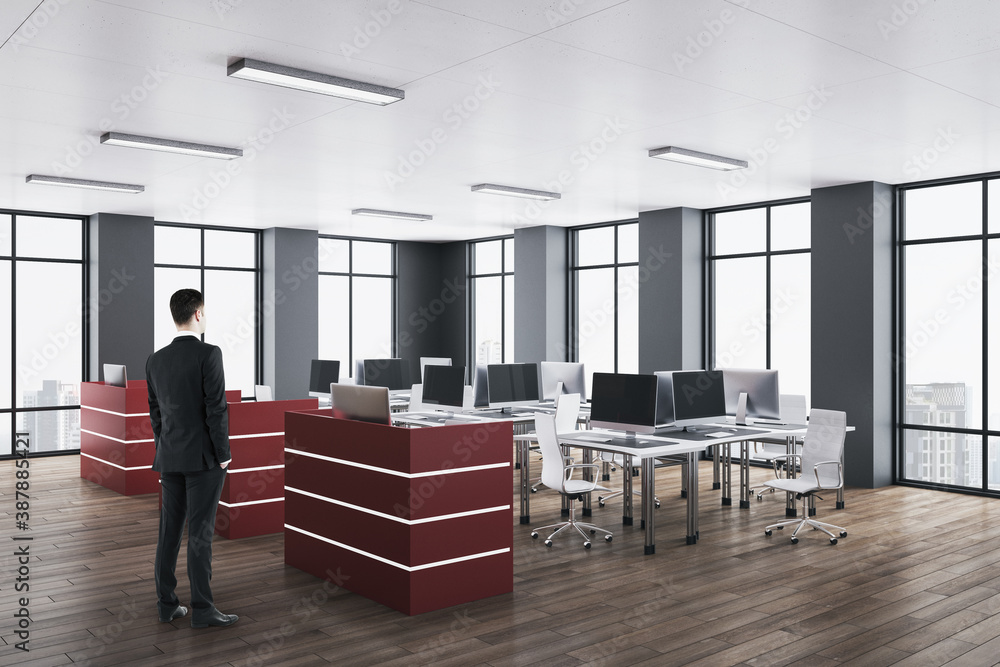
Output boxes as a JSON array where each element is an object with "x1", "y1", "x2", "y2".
[{"x1": 146, "y1": 288, "x2": 238, "y2": 628}]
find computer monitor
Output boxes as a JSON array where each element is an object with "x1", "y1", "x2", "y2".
[
  {"x1": 671, "y1": 370, "x2": 728, "y2": 429},
  {"x1": 103, "y1": 363, "x2": 127, "y2": 388},
  {"x1": 308, "y1": 360, "x2": 340, "y2": 398},
  {"x1": 540, "y1": 362, "x2": 587, "y2": 401},
  {"x1": 722, "y1": 368, "x2": 781, "y2": 424},
  {"x1": 330, "y1": 384, "x2": 391, "y2": 425},
  {"x1": 472, "y1": 364, "x2": 490, "y2": 408},
  {"x1": 653, "y1": 371, "x2": 675, "y2": 427},
  {"x1": 421, "y1": 364, "x2": 466, "y2": 413},
  {"x1": 589, "y1": 372, "x2": 658, "y2": 437},
  {"x1": 362, "y1": 358, "x2": 411, "y2": 395},
  {"x1": 487, "y1": 363, "x2": 539, "y2": 410},
  {"x1": 419, "y1": 357, "x2": 452, "y2": 382}
]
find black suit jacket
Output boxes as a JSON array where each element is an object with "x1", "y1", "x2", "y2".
[{"x1": 146, "y1": 335, "x2": 231, "y2": 472}]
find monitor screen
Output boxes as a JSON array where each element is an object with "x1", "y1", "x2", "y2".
[
  {"x1": 589, "y1": 373, "x2": 658, "y2": 435},
  {"x1": 309, "y1": 360, "x2": 340, "y2": 396},
  {"x1": 422, "y1": 364, "x2": 466, "y2": 410},
  {"x1": 362, "y1": 358, "x2": 411, "y2": 392},
  {"x1": 103, "y1": 363, "x2": 127, "y2": 388},
  {"x1": 540, "y1": 362, "x2": 587, "y2": 401},
  {"x1": 487, "y1": 363, "x2": 539, "y2": 409},
  {"x1": 722, "y1": 369, "x2": 780, "y2": 423},
  {"x1": 330, "y1": 384, "x2": 391, "y2": 425},
  {"x1": 671, "y1": 370, "x2": 728, "y2": 428}
]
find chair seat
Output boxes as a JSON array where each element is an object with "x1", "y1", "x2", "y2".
[
  {"x1": 763, "y1": 477, "x2": 819, "y2": 495},
  {"x1": 562, "y1": 479, "x2": 610, "y2": 496}
]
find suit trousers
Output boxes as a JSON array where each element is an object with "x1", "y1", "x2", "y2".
[{"x1": 155, "y1": 466, "x2": 227, "y2": 617}]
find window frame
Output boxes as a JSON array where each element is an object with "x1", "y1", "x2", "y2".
[
  {"x1": 467, "y1": 235, "x2": 514, "y2": 369},
  {"x1": 1, "y1": 208, "x2": 88, "y2": 459}
]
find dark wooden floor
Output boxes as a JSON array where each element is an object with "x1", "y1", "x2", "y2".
[{"x1": 3, "y1": 455, "x2": 1000, "y2": 666}]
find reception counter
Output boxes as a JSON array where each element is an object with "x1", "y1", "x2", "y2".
[{"x1": 283, "y1": 409, "x2": 513, "y2": 615}]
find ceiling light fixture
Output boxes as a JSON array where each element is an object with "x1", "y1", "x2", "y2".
[
  {"x1": 228, "y1": 58, "x2": 405, "y2": 105},
  {"x1": 100, "y1": 132, "x2": 243, "y2": 159},
  {"x1": 26, "y1": 174, "x2": 144, "y2": 194},
  {"x1": 648, "y1": 146, "x2": 748, "y2": 171},
  {"x1": 351, "y1": 208, "x2": 432, "y2": 222},
  {"x1": 471, "y1": 183, "x2": 561, "y2": 201}
]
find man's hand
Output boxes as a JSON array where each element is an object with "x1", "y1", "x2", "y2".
[{"x1": 221, "y1": 459, "x2": 231, "y2": 469}]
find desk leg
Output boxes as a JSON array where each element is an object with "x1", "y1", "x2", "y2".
[
  {"x1": 837, "y1": 447, "x2": 845, "y2": 509},
  {"x1": 740, "y1": 439, "x2": 751, "y2": 509},
  {"x1": 721, "y1": 442, "x2": 732, "y2": 506},
  {"x1": 581, "y1": 447, "x2": 593, "y2": 517},
  {"x1": 785, "y1": 435, "x2": 797, "y2": 517},
  {"x1": 622, "y1": 453, "x2": 633, "y2": 526},
  {"x1": 686, "y1": 451, "x2": 699, "y2": 544},
  {"x1": 641, "y1": 457, "x2": 655, "y2": 554},
  {"x1": 712, "y1": 445, "x2": 721, "y2": 490},
  {"x1": 519, "y1": 438, "x2": 530, "y2": 524}
]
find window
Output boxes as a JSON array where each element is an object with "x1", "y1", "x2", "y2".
[
  {"x1": 708, "y1": 200, "x2": 811, "y2": 402},
  {"x1": 570, "y1": 222, "x2": 638, "y2": 393},
  {"x1": 1, "y1": 211, "x2": 86, "y2": 457},
  {"x1": 898, "y1": 176, "x2": 1000, "y2": 493},
  {"x1": 468, "y1": 238, "x2": 514, "y2": 367},
  {"x1": 154, "y1": 224, "x2": 261, "y2": 398},
  {"x1": 318, "y1": 237, "x2": 396, "y2": 377}
]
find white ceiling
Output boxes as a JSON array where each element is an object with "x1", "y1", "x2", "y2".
[{"x1": 1, "y1": 0, "x2": 999, "y2": 242}]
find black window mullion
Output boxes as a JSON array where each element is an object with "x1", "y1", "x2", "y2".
[{"x1": 981, "y1": 180, "x2": 989, "y2": 491}]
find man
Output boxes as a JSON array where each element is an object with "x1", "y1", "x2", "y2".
[{"x1": 146, "y1": 288, "x2": 238, "y2": 628}]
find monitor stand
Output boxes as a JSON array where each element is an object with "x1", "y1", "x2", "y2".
[{"x1": 735, "y1": 392, "x2": 748, "y2": 426}]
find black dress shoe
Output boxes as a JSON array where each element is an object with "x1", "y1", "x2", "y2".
[
  {"x1": 191, "y1": 609, "x2": 239, "y2": 628},
  {"x1": 158, "y1": 605, "x2": 188, "y2": 622}
]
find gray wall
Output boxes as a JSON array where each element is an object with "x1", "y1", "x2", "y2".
[
  {"x1": 437, "y1": 241, "x2": 469, "y2": 380},
  {"x1": 637, "y1": 207, "x2": 703, "y2": 372},
  {"x1": 811, "y1": 181, "x2": 894, "y2": 488},
  {"x1": 513, "y1": 226, "x2": 567, "y2": 363},
  {"x1": 262, "y1": 227, "x2": 318, "y2": 400},
  {"x1": 88, "y1": 213, "x2": 155, "y2": 381}
]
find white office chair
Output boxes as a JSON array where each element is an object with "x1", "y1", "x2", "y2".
[
  {"x1": 763, "y1": 408, "x2": 848, "y2": 545},
  {"x1": 408, "y1": 383, "x2": 427, "y2": 412},
  {"x1": 530, "y1": 412, "x2": 613, "y2": 549},
  {"x1": 752, "y1": 394, "x2": 808, "y2": 501},
  {"x1": 254, "y1": 385, "x2": 273, "y2": 401},
  {"x1": 528, "y1": 393, "x2": 580, "y2": 493}
]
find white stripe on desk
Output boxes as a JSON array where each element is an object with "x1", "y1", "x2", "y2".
[
  {"x1": 81, "y1": 452, "x2": 152, "y2": 471},
  {"x1": 227, "y1": 464, "x2": 284, "y2": 473},
  {"x1": 284, "y1": 524, "x2": 509, "y2": 572},
  {"x1": 218, "y1": 497, "x2": 283, "y2": 508},
  {"x1": 81, "y1": 428, "x2": 154, "y2": 444},
  {"x1": 83, "y1": 405, "x2": 150, "y2": 418},
  {"x1": 285, "y1": 485, "x2": 509, "y2": 525},
  {"x1": 284, "y1": 447, "x2": 509, "y2": 478},
  {"x1": 230, "y1": 431, "x2": 284, "y2": 440}
]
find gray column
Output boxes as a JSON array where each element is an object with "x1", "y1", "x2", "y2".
[
  {"x1": 88, "y1": 213, "x2": 154, "y2": 381},
  {"x1": 437, "y1": 242, "x2": 469, "y2": 380},
  {"x1": 811, "y1": 182, "x2": 893, "y2": 488},
  {"x1": 514, "y1": 226, "x2": 567, "y2": 363},
  {"x1": 637, "y1": 207, "x2": 703, "y2": 373},
  {"x1": 262, "y1": 228, "x2": 318, "y2": 400}
]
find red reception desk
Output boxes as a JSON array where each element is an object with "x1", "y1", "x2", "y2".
[
  {"x1": 283, "y1": 410, "x2": 514, "y2": 615},
  {"x1": 217, "y1": 398, "x2": 317, "y2": 539}
]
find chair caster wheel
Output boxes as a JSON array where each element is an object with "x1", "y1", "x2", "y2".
[
  {"x1": 830, "y1": 538, "x2": 838, "y2": 545},
  {"x1": 840, "y1": 531, "x2": 847, "y2": 538},
  {"x1": 530, "y1": 488, "x2": 537, "y2": 493},
  {"x1": 583, "y1": 541, "x2": 591, "y2": 549},
  {"x1": 589, "y1": 528, "x2": 596, "y2": 534},
  {"x1": 654, "y1": 501, "x2": 661, "y2": 508},
  {"x1": 530, "y1": 531, "x2": 538, "y2": 539},
  {"x1": 598, "y1": 499, "x2": 605, "y2": 507},
  {"x1": 775, "y1": 525, "x2": 783, "y2": 530},
  {"x1": 605, "y1": 535, "x2": 612, "y2": 542},
  {"x1": 544, "y1": 540, "x2": 553, "y2": 547},
  {"x1": 790, "y1": 537, "x2": 798, "y2": 544},
  {"x1": 764, "y1": 529, "x2": 772, "y2": 536}
]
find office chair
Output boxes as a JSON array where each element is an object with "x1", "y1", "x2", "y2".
[
  {"x1": 530, "y1": 412, "x2": 613, "y2": 549},
  {"x1": 763, "y1": 408, "x2": 848, "y2": 545},
  {"x1": 408, "y1": 383, "x2": 427, "y2": 412},
  {"x1": 596, "y1": 452, "x2": 662, "y2": 508},
  {"x1": 751, "y1": 394, "x2": 807, "y2": 501},
  {"x1": 254, "y1": 385, "x2": 273, "y2": 401},
  {"x1": 527, "y1": 392, "x2": 580, "y2": 493}
]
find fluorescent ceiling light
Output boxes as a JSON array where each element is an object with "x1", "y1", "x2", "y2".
[
  {"x1": 100, "y1": 132, "x2": 242, "y2": 160},
  {"x1": 352, "y1": 208, "x2": 432, "y2": 222},
  {"x1": 471, "y1": 183, "x2": 561, "y2": 201},
  {"x1": 26, "y1": 174, "x2": 144, "y2": 194},
  {"x1": 648, "y1": 146, "x2": 748, "y2": 171},
  {"x1": 228, "y1": 58, "x2": 404, "y2": 105}
]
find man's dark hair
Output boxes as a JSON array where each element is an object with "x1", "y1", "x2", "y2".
[{"x1": 169, "y1": 289, "x2": 204, "y2": 325}]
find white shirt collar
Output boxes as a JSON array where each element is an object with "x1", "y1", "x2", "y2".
[{"x1": 174, "y1": 331, "x2": 201, "y2": 339}]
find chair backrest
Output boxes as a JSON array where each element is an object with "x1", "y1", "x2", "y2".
[
  {"x1": 554, "y1": 392, "x2": 581, "y2": 433},
  {"x1": 462, "y1": 386, "x2": 475, "y2": 410},
  {"x1": 534, "y1": 412, "x2": 569, "y2": 493},
  {"x1": 801, "y1": 409, "x2": 847, "y2": 486},
  {"x1": 254, "y1": 385, "x2": 273, "y2": 401},
  {"x1": 779, "y1": 394, "x2": 807, "y2": 425},
  {"x1": 408, "y1": 383, "x2": 425, "y2": 411}
]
